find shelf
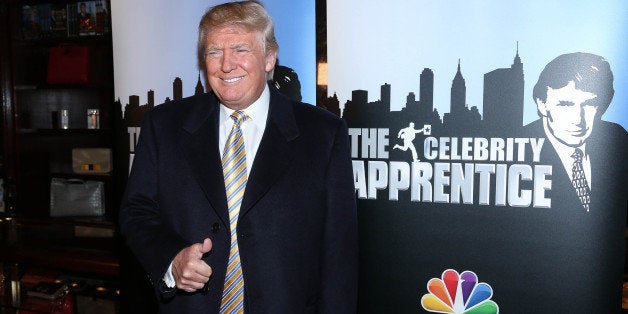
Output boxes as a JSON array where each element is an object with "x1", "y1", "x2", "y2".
[
  {"x1": 0, "y1": 243, "x2": 119, "y2": 277},
  {"x1": 50, "y1": 172, "x2": 112, "y2": 179},
  {"x1": 3, "y1": 215, "x2": 115, "y2": 227},
  {"x1": 15, "y1": 82, "x2": 112, "y2": 90},
  {"x1": 1, "y1": 216, "x2": 117, "y2": 247},
  {"x1": 12, "y1": 33, "x2": 112, "y2": 47},
  {"x1": 18, "y1": 128, "x2": 111, "y2": 135},
  {"x1": 0, "y1": 215, "x2": 119, "y2": 277}
]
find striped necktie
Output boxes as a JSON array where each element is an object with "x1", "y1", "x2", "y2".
[{"x1": 220, "y1": 110, "x2": 248, "y2": 314}]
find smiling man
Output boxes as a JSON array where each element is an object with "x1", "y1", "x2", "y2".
[{"x1": 119, "y1": 1, "x2": 358, "y2": 313}]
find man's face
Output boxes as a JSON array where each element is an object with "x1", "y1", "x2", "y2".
[
  {"x1": 536, "y1": 80, "x2": 599, "y2": 147},
  {"x1": 203, "y1": 25, "x2": 277, "y2": 110}
]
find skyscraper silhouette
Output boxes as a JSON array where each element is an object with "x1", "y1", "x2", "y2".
[
  {"x1": 450, "y1": 60, "x2": 466, "y2": 115},
  {"x1": 195, "y1": 74, "x2": 205, "y2": 95},
  {"x1": 483, "y1": 47, "x2": 524, "y2": 134},
  {"x1": 381, "y1": 83, "x2": 391, "y2": 110},
  {"x1": 420, "y1": 68, "x2": 434, "y2": 113},
  {"x1": 148, "y1": 90, "x2": 154, "y2": 107},
  {"x1": 173, "y1": 77, "x2": 183, "y2": 100},
  {"x1": 442, "y1": 59, "x2": 481, "y2": 135}
]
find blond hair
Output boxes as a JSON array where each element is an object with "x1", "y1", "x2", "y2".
[{"x1": 197, "y1": 1, "x2": 278, "y2": 74}]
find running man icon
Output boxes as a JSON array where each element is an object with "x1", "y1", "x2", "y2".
[{"x1": 393, "y1": 123, "x2": 431, "y2": 162}]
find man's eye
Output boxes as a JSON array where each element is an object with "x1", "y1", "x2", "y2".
[
  {"x1": 557, "y1": 101, "x2": 575, "y2": 107},
  {"x1": 206, "y1": 51, "x2": 222, "y2": 58},
  {"x1": 582, "y1": 99, "x2": 599, "y2": 107}
]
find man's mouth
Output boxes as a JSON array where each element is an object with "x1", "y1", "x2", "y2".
[
  {"x1": 223, "y1": 76, "x2": 243, "y2": 83},
  {"x1": 567, "y1": 128, "x2": 588, "y2": 136}
]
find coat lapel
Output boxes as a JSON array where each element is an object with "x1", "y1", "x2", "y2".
[
  {"x1": 538, "y1": 130, "x2": 584, "y2": 211},
  {"x1": 528, "y1": 120, "x2": 581, "y2": 210},
  {"x1": 179, "y1": 94, "x2": 230, "y2": 226},
  {"x1": 240, "y1": 88, "x2": 300, "y2": 216}
]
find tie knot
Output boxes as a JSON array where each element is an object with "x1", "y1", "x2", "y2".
[
  {"x1": 230, "y1": 110, "x2": 247, "y2": 126},
  {"x1": 571, "y1": 148, "x2": 583, "y2": 161}
]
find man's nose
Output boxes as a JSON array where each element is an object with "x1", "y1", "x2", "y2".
[
  {"x1": 574, "y1": 104, "x2": 586, "y2": 126},
  {"x1": 221, "y1": 53, "x2": 236, "y2": 72}
]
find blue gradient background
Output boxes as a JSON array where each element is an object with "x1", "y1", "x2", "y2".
[{"x1": 327, "y1": 0, "x2": 628, "y2": 128}]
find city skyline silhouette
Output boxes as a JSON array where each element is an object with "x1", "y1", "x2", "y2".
[{"x1": 321, "y1": 48, "x2": 526, "y2": 142}]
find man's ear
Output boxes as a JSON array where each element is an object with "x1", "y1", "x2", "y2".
[
  {"x1": 265, "y1": 49, "x2": 278, "y2": 73},
  {"x1": 535, "y1": 98, "x2": 548, "y2": 117}
]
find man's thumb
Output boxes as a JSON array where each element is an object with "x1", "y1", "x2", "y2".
[{"x1": 199, "y1": 237, "x2": 212, "y2": 254}]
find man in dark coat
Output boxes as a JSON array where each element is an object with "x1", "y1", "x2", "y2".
[{"x1": 119, "y1": 2, "x2": 358, "y2": 313}]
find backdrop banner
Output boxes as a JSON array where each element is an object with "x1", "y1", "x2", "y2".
[{"x1": 326, "y1": 1, "x2": 628, "y2": 313}]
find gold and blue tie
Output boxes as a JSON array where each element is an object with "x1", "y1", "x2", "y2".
[
  {"x1": 571, "y1": 148, "x2": 591, "y2": 212},
  {"x1": 220, "y1": 110, "x2": 248, "y2": 314}
]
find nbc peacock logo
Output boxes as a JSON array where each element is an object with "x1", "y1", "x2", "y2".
[{"x1": 421, "y1": 269, "x2": 499, "y2": 314}]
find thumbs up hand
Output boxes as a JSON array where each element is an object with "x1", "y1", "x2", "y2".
[{"x1": 172, "y1": 238, "x2": 213, "y2": 292}]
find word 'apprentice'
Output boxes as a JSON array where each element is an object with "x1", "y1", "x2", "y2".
[{"x1": 348, "y1": 128, "x2": 553, "y2": 208}]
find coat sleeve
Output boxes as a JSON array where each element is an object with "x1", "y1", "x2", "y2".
[
  {"x1": 320, "y1": 118, "x2": 359, "y2": 313},
  {"x1": 118, "y1": 109, "x2": 190, "y2": 299}
]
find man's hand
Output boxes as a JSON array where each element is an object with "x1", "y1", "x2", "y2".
[{"x1": 172, "y1": 238, "x2": 213, "y2": 292}]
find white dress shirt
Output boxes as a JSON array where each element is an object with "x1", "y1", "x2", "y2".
[
  {"x1": 218, "y1": 85, "x2": 270, "y2": 175},
  {"x1": 164, "y1": 85, "x2": 270, "y2": 288}
]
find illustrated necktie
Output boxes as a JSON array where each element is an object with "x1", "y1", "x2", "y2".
[
  {"x1": 220, "y1": 110, "x2": 248, "y2": 314},
  {"x1": 571, "y1": 148, "x2": 591, "y2": 212}
]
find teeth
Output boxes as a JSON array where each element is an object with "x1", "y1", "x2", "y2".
[{"x1": 224, "y1": 77, "x2": 242, "y2": 83}]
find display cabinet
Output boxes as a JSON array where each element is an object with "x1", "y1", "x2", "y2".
[{"x1": 0, "y1": 0, "x2": 126, "y2": 312}]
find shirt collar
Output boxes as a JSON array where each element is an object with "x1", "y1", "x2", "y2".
[{"x1": 220, "y1": 84, "x2": 270, "y2": 126}]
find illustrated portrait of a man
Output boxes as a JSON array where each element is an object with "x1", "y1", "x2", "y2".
[
  {"x1": 525, "y1": 52, "x2": 628, "y2": 213},
  {"x1": 521, "y1": 52, "x2": 627, "y2": 312}
]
